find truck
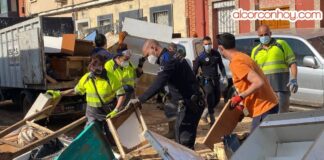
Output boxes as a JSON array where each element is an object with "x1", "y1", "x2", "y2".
[{"x1": 0, "y1": 16, "x2": 87, "y2": 114}]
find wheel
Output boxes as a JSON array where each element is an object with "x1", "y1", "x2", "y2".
[{"x1": 20, "y1": 91, "x2": 36, "y2": 115}]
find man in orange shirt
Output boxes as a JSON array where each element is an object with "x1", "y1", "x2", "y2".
[{"x1": 217, "y1": 33, "x2": 279, "y2": 130}]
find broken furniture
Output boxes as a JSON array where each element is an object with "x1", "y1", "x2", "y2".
[
  {"x1": 50, "y1": 56, "x2": 90, "y2": 80},
  {"x1": 56, "y1": 121, "x2": 117, "y2": 160},
  {"x1": 107, "y1": 103, "x2": 148, "y2": 159},
  {"x1": 203, "y1": 101, "x2": 243, "y2": 149},
  {"x1": 144, "y1": 130, "x2": 204, "y2": 160},
  {"x1": 0, "y1": 93, "x2": 86, "y2": 159},
  {"x1": 61, "y1": 34, "x2": 94, "y2": 56},
  {"x1": 232, "y1": 109, "x2": 324, "y2": 160}
]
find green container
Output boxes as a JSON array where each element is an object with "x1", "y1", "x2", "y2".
[{"x1": 55, "y1": 122, "x2": 116, "y2": 160}]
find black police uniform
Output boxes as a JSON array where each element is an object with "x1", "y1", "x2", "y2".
[
  {"x1": 193, "y1": 49, "x2": 225, "y2": 124},
  {"x1": 138, "y1": 49, "x2": 204, "y2": 149}
]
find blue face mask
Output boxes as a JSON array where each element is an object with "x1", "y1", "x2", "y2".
[{"x1": 260, "y1": 36, "x2": 271, "y2": 44}]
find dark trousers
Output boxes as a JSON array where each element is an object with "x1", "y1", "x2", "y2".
[
  {"x1": 251, "y1": 105, "x2": 279, "y2": 131},
  {"x1": 85, "y1": 103, "x2": 116, "y2": 144},
  {"x1": 175, "y1": 101, "x2": 203, "y2": 149},
  {"x1": 202, "y1": 80, "x2": 221, "y2": 116}
]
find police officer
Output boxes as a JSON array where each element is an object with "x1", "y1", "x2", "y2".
[
  {"x1": 193, "y1": 36, "x2": 227, "y2": 126},
  {"x1": 129, "y1": 39, "x2": 204, "y2": 149}
]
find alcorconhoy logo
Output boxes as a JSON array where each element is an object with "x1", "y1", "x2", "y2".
[{"x1": 231, "y1": 8, "x2": 323, "y2": 22}]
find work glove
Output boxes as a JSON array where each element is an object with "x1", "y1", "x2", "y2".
[
  {"x1": 287, "y1": 79, "x2": 298, "y2": 93},
  {"x1": 230, "y1": 95, "x2": 244, "y2": 110},
  {"x1": 127, "y1": 98, "x2": 142, "y2": 109},
  {"x1": 106, "y1": 109, "x2": 118, "y2": 119},
  {"x1": 46, "y1": 90, "x2": 61, "y2": 99}
]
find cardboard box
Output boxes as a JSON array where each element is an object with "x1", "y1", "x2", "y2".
[
  {"x1": 61, "y1": 34, "x2": 94, "y2": 56},
  {"x1": 50, "y1": 56, "x2": 90, "y2": 80}
]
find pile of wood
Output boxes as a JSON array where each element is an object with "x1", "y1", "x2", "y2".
[{"x1": 45, "y1": 34, "x2": 93, "y2": 82}]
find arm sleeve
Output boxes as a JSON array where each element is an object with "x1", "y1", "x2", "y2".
[
  {"x1": 217, "y1": 52, "x2": 226, "y2": 76},
  {"x1": 109, "y1": 73, "x2": 125, "y2": 96},
  {"x1": 192, "y1": 57, "x2": 200, "y2": 76},
  {"x1": 138, "y1": 62, "x2": 174, "y2": 103},
  {"x1": 230, "y1": 61, "x2": 251, "y2": 80},
  {"x1": 281, "y1": 40, "x2": 297, "y2": 66},
  {"x1": 74, "y1": 74, "x2": 88, "y2": 95}
]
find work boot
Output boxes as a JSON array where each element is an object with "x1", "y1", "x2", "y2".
[{"x1": 164, "y1": 120, "x2": 175, "y2": 139}]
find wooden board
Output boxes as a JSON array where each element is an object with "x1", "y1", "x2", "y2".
[
  {"x1": 107, "y1": 104, "x2": 148, "y2": 158},
  {"x1": 203, "y1": 101, "x2": 243, "y2": 149},
  {"x1": 144, "y1": 130, "x2": 204, "y2": 160},
  {"x1": 61, "y1": 34, "x2": 94, "y2": 56},
  {"x1": 24, "y1": 93, "x2": 60, "y2": 121}
]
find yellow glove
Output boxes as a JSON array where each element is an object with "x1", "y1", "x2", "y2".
[
  {"x1": 46, "y1": 90, "x2": 61, "y2": 99},
  {"x1": 106, "y1": 109, "x2": 118, "y2": 119}
]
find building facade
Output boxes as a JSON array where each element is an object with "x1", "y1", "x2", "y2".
[{"x1": 25, "y1": 0, "x2": 187, "y2": 37}]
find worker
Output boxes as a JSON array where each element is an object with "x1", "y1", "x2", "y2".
[
  {"x1": 105, "y1": 49, "x2": 143, "y2": 107},
  {"x1": 128, "y1": 39, "x2": 204, "y2": 149},
  {"x1": 251, "y1": 25, "x2": 298, "y2": 113},
  {"x1": 217, "y1": 33, "x2": 278, "y2": 131},
  {"x1": 93, "y1": 33, "x2": 113, "y2": 61},
  {"x1": 161, "y1": 43, "x2": 186, "y2": 139},
  {"x1": 47, "y1": 54, "x2": 125, "y2": 139},
  {"x1": 193, "y1": 36, "x2": 227, "y2": 126}
]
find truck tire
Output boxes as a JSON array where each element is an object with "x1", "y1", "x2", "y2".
[{"x1": 20, "y1": 91, "x2": 36, "y2": 115}]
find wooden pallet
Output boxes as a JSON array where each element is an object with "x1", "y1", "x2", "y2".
[{"x1": 107, "y1": 103, "x2": 148, "y2": 158}]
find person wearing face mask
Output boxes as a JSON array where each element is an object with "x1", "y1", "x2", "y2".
[
  {"x1": 217, "y1": 33, "x2": 278, "y2": 131},
  {"x1": 193, "y1": 36, "x2": 227, "y2": 126},
  {"x1": 105, "y1": 49, "x2": 141, "y2": 107},
  {"x1": 251, "y1": 25, "x2": 298, "y2": 113},
  {"x1": 47, "y1": 54, "x2": 126, "y2": 141},
  {"x1": 128, "y1": 39, "x2": 204, "y2": 149}
]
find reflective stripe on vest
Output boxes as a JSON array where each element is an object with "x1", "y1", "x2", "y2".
[
  {"x1": 105, "y1": 60, "x2": 136, "y2": 87},
  {"x1": 252, "y1": 40, "x2": 289, "y2": 74}
]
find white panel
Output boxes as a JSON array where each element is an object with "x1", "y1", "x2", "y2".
[
  {"x1": 122, "y1": 17, "x2": 172, "y2": 43},
  {"x1": 43, "y1": 36, "x2": 62, "y2": 53},
  {"x1": 116, "y1": 113, "x2": 146, "y2": 149}
]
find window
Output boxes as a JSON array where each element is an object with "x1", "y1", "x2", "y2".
[
  {"x1": 150, "y1": 4, "x2": 173, "y2": 26},
  {"x1": 153, "y1": 11, "x2": 169, "y2": 25},
  {"x1": 97, "y1": 14, "x2": 113, "y2": 33},
  {"x1": 0, "y1": 0, "x2": 8, "y2": 14},
  {"x1": 75, "y1": 19, "x2": 90, "y2": 38},
  {"x1": 308, "y1": 36, "x2": 324, "y2": 58},
  {"x1": 281, "y1": 38, "x2": 313, "y2": 66}
]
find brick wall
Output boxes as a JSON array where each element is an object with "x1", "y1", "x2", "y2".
[
  {"x1": 259, "y1": 0, "x2": 291, "y2": 9},
  {"x1": 18, "y1": 0, "x2": 25, "y2": 17},
  {"x1": 186, "y1": 0, "x2": 196, "y2": 37}
]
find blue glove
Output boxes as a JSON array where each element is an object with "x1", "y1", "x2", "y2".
[{"x1": 287, "y1": 79, "x2": 298, "y2": 93}]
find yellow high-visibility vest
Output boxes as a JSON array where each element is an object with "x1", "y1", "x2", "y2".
[
  {"x1": 74, "y1": 72, "x2": 125, "y2": 107},
  {"x1": 105, "y1": 59, "x2": 136, "y2": 88},
  {"x1": 251, "y1": 39, "x2": 296, "y2": 75}
]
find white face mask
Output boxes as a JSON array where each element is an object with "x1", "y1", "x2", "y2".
[
  {"x1": 147, "y1": 55, "x2": 158, "y2": 64},
  {"x1": 120, "y1": 61, "x2": 129, "y2": 68},
  {"x1": 204, "y1": 45, "x2": 212, "y2": 53}
]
